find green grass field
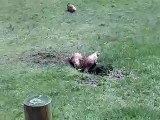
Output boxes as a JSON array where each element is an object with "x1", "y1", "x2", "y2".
[{"x1": 0, "y1": 0, "x2": 160, "y2": 119}]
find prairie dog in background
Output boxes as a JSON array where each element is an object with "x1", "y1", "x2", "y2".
[{"x1": 67, "y1": 3, "x2": 76, "y2": 13}]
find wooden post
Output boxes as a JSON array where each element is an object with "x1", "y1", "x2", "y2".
[{"x1": 24, "y1": 95, "x2": 52, "y2": 120}]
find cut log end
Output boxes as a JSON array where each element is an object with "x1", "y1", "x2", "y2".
[{"x1": 24, "y1": 95, "x2": 52, "y2": 120}]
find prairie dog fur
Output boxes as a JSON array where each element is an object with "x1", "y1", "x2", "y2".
[{"x1": 70, "y1": 52, "x2": 99, "y2": 72}]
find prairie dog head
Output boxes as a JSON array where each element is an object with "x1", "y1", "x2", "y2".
[
  {"x1": 70, "y1": 53, "x2": 82, "y2": 67},
  {"x1": 87, "y1": 51, "x2": 100, "y2": 63}
]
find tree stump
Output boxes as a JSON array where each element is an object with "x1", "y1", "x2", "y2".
[{"x1": 24, "y1": 95, "x2": 52, "y2": 120}]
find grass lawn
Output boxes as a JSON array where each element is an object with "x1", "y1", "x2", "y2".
[{"x1": 0, "y1": 0, "x2": 160, "y2": 119}]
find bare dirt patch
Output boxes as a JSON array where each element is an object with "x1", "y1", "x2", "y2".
[
  {"x1": 31, "y1": 52, "x2": 69, "y2": 64},
  {"x1": 30, "y1": 52, "x2": 115, "y2": 76},
  {"x1": 108, "y1": 69, "x2": 128, "y2": 80},
  {"x1": 77, "y1": 76, "x2": 101, "y2": 86},
  {"x1": 24, "y1": 49, "x2": 130, "y2": 80}
]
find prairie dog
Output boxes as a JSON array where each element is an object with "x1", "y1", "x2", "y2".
[
  {"x1": 70, "y1": 52, "x2": 99, "y2": 72},
  {"x1": 70, "y1": 53, "x2": 83, "y2": 68},
  {"x1": 67, "y1": 3, "x2": 76, "y2": 13},
  {"x1": 87, "y1": 51, "x2": 99, "y2": 64}
]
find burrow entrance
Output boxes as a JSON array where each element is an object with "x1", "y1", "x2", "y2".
[{"x1": 24, "y1": 51, "x2": 129, "y2": 80}]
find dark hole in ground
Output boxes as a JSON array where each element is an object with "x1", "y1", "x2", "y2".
[
  {"x1": 68, "y1": 58, "x2": 127, "y2": 80},
  {"x1": 88, "y1": 64, "x2": 113, "y2": 76},
  {"x1": 68, "y1": 57, "x2": 113, "y2": 76}
]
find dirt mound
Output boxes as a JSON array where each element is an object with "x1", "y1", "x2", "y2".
[
  {"x1": 29, "y1": 52, "x2": 113, "y2": 76},
  {"x1": 24, "y1": 51, "x2": 129, "y2": 80},
  {"x1": 30, "y1": 52, "x2": 69, "y2": 65}
]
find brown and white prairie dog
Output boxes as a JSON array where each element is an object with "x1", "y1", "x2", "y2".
[
  {"x1": 70, "y1": 53, "x2": 83, "y2": 68},
  {"x1": 69, "y1": 52, "x2": 100, "y2": 72},
  {"x1": 67, "y1": 3, "x2": 76, "y2": 13}
]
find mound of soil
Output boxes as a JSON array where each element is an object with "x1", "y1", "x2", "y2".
[
  {"x1": 30, "y1": 52, "x2": 69, "y2": 64},
  {"x1": 25, "y1": 51, "x2": 128, "y2": 80}
]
